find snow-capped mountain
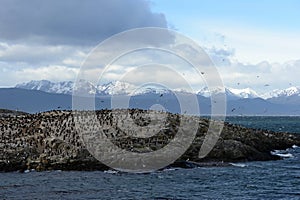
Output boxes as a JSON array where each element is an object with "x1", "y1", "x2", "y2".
[
  {"x1": 16, "y1": 79, "x2": 99, "y2": 95},
  {"x1": 264, "y1": 86, "x2": 300, "y2": 105},
  {"x1": 97, "y1": 81, "x2": 141, "y2": 95},
  {"x1": 16, "y1": 80, "x2": 74, "y2": 95},
  {"x1": 228, "y1": 88, "x2": 259, "y2": 99},
  {"x1": 15, "y1": 80, "x2": 174, "y2": 96},
  {"x1": 73, "y1": 79, "x2": 97, "y2": 95},
  {"x1": 197, "y1": 87, "x2": 259, "y2": 100},
  {"x1": 15, "y1": 80, "x2": 300, "y2": 102},
  {"x1": 197, "y1": 86, "x2": 223, "y2": 98},
  {"x1": 263, "y1": 86, "x2": 300, "y2": 99},
  {"x1": 5, "y1": 80, "x2": 300, "y2": 115}
]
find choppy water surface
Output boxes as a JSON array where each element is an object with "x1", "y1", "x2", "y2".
[
  {"x1": 0, "y1": 117, "x2": 299, "y2": 199},
  {"x1": 225, "y1": 116, "x2": 300, "y2": 133}
]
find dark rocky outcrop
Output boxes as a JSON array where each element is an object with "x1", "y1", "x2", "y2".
[{"x1": 0, "y1": 109, "x2": 299, "y2": 172}]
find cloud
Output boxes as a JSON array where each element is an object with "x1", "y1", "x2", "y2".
[
  {"x1": 206, "y1": 47, "x2": 235, "y2": 66},
  {"x1": 52, "y1": 54, "x2": 300, "y2": 94},
  {"x1": 107, "y1": 64, "x2": 202, "y2": 91},
  {"x1": 218, "y1": 59, "x2": 300, "y2": 94},
  {"x1": 198, "y1": 21, "x2": 300, "y2": 63},
  {"x1": 0, "y1": 1, "x2": 174, "y2": 86},
  {"x1": 0, "y1": 0, "x2": 168, "y2": 46},
  {"x1": 0, "y1": 65, "x2": 79, "y2": 86},
  {"x1": 0, "y1": 0, "x2": 299, "y2": 94},
  {"x1": 0, "y1": 42, "x2": 87, "y2": 65}
]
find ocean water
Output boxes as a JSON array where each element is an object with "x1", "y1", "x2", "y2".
[
  {"x1": 225, "y1": 116, "x2": 300, "y2": 134},
  {"x1": 0, "y1": 116, "x2": 299, "y2": 199}
]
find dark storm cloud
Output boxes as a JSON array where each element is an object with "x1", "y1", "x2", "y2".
[{"x1": 0, "y1": 0, "x2": 168, "y2": 45}]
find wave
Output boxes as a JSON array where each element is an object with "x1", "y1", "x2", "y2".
[
  {"x1": 24, "y1": 169, "x2": 36, "y2": 173},
  {"x1": 276, "y1": 153, "x2": 294, "y2": 158},
  {"x1": 292, "y1": 145, "x2": 299, "y2": 149},
  {"x1": 229, "y1": 163, "x2": 247, "y2": 168},
  {"x1": 162, "y1": 168, "x2": 181, "y2": 172},
  {"x1": 104, "y1": 170, "x2": 119, "y2": 174},
  {"x1": 271, "y1": 150, "x2": 294, "y2": 158}
]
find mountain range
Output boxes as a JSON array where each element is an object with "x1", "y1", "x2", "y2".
[
  {"x1": 15, "y1": 80, "x2": 300, "y2": 101},
  {"x1": 0, "y1": 80, "x2": 299, "y2": 115},
  {"x1": 15, "y1": 80, "x2": 173, "y2": 96}
]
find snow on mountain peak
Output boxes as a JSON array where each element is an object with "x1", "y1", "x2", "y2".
[
  {"x1": 197, "y1": 86, "x2": 226, "y2": 98},
  {"x1": 228, "y1": 87, "x2": 259, "y2": 99},
  {"x1": 262, "y1": 86, "x2": 300, "y2": 99},
  {"x1": 97, "y1": 81, "x2": 136, "y2": 95},
  {"x1": 16, "y1": 80, "x2": 74, "y2": 94},
  {"x1": 15, "y1": 80, "x2": 172, "y2": 96},
  {"x1": 132, "y1": 84, "x2": 172, "y2": 96},
  {"x1": 197, "y1": 86, "x2": 258, "y2": 99},
  {"x1": 15, "y1": 80, "x2": 300, "y2": 100}
]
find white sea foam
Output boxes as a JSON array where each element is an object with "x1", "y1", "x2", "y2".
[
  {"x1": 292, "y1": 145, "x2": 299, "y2": 149},
  {"x1": 271, "y1": 151, "x2": 294, "y2": 158},
  {"x1": 24, "y1": 169, "x2": 35, "y2": 173},
  {"x1": 229, "y1": 163, "x2": 247, "y2": 168},
  {"x1": 163, "y1": 168, "x2": 180, "y2": 172},
  {"x1": 104, "y1": 170, "x2": 118, "y2": 174},
  {"x1": 276, "y1": 153, "x2": 294, "y2": 158}
]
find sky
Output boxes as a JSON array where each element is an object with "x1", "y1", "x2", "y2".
[{"x1": 0, "y1": 0, "x2": 299, "y2": 94}]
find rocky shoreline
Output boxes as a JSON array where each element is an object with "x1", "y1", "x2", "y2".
[{"x1": 0, "y1": 109, "x2": 299, "y2": 172}]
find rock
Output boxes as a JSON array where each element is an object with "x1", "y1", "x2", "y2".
[
  {"x1": 203, "y1": 139, "x2": 279, "y2": 162},
  {"x1": 0, "y1": 109, "x2": 299, "y2": 172}
]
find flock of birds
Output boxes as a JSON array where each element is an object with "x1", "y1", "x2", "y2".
[{"x1": 0, "y1": 109, "x2": 185, "y2": 164}]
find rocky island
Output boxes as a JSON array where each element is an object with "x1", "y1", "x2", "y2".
[{"x1": 0, "y1": 109, "x2": 299, "y2": 172}]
